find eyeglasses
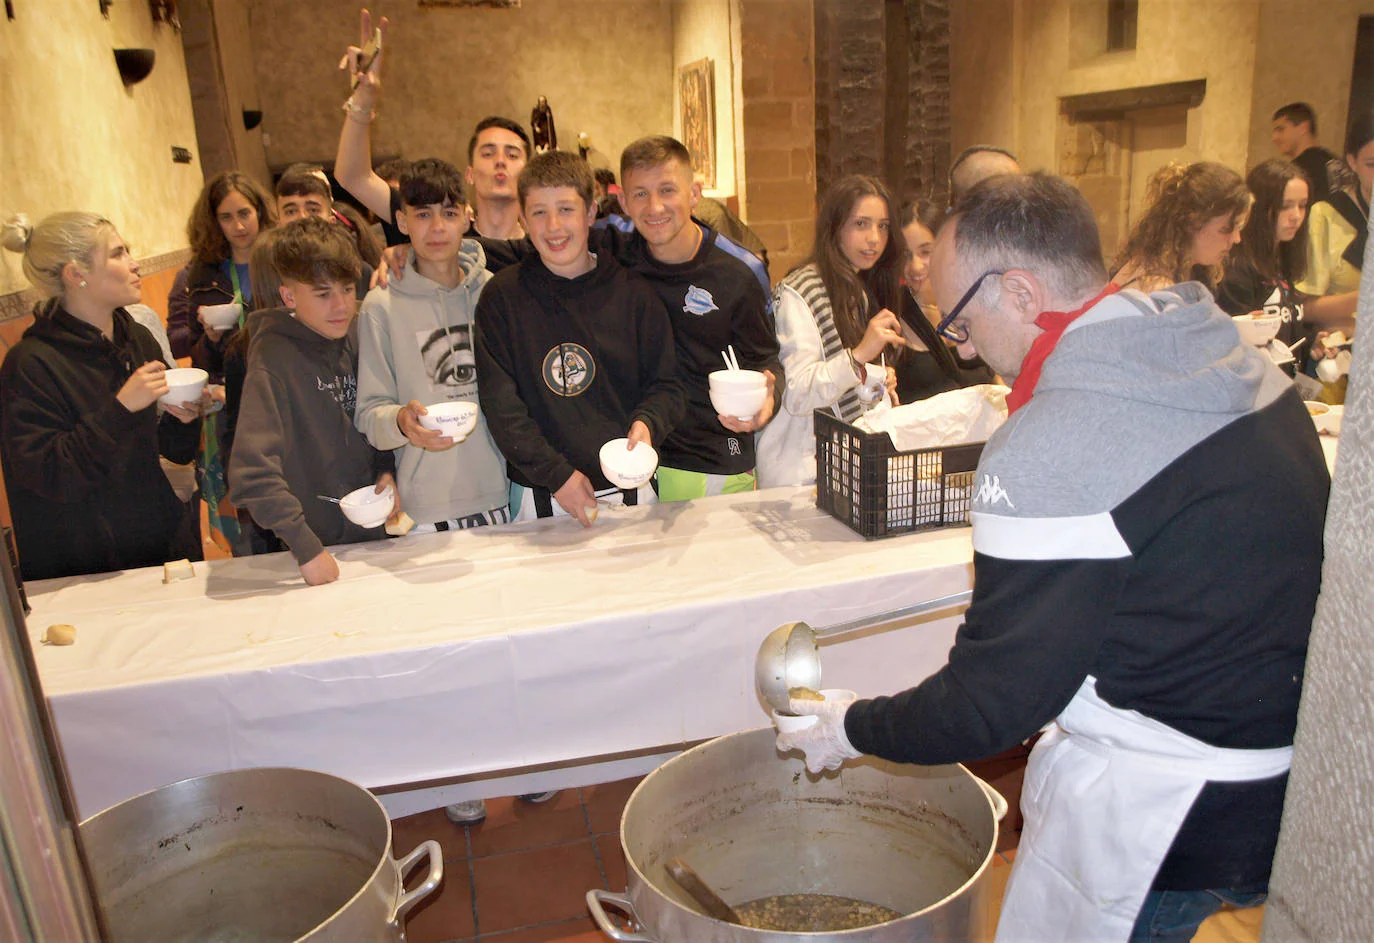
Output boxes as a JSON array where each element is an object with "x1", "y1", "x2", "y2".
[{"x1": 936, "y1": 270, "x2": 1004, "y2": 343}]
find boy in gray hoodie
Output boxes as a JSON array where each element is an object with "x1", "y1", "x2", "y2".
[{"x1": 355, "y1": 159, "x2": 509, "y2": 533}]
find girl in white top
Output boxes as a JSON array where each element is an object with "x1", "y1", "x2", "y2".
[{"x1": 756, "y1": 175, "x2": 907, "y2": 488}]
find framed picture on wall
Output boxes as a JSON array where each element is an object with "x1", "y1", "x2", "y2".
[{"x1": 679, "y1": 58, "x2": 716, "y2": 190}]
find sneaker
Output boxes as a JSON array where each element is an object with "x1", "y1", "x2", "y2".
[
  {"x1": 517, "y1": 791, "x2": 559, "y2": 804},
  {"x1": 445, "y1": 799, "x2": 487, "y2": 825}
]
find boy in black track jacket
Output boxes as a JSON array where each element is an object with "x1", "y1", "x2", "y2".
[
  {"x1": 607, "y1": 136, "x2": 782, "y2": 501},
  {"x1": 474, "y1": 152, "x2": 683, "y2": 527}
]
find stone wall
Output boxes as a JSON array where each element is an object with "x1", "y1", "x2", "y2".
[{"x1": 736, "y1": 0, "x2": 817, "y2": 282}]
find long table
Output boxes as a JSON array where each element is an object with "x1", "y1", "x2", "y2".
[{"x1": 27, "y1": 487, "x2": 976, "y2": 819}]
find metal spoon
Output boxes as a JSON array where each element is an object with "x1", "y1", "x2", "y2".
[
  {"x1": 316, "y1": 494, "x2": 343, "y2": 504},
  {"x1": 755, "y1": 590, "x2": 974, "y2": 715},
  {"x1": 664, "y1": 856, "x2": 741, "y2": 925}
]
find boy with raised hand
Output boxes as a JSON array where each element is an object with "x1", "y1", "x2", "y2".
[
  {"x1": 354, "y1": 158, "x2": 509, "y2": 535},
  {"x1": 335, "y1": 9, "x2": 529, "y2": 247},
  {"x1": 229, "y1": 217, "x2": 398, "y2": 586},
  {"x1": 474, "y1": 151, "x2": 684, "y2": 526},
  {"x1": 611, "y1": 136, "x2": 782, "y2": 501}
]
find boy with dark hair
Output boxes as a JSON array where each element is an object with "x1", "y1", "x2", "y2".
[
  {"x1": 1272, "y1": 102, "x2": 1341, "y2": 203},
  {"x1": 355, "y1": 157, "x2": 508, "y2": 533},
  {"x1": 611, "y1": 134, "x2": 782, "y2": 501},
  {"x1": 275, "y1": 163, "x2": 383, "y2": 273},
  {"x1": 229, "y1": 217, "x2": 397, "y2": 586},
  {"x1": 474, "y1": 151, "x2": 684, "y2": 525}
]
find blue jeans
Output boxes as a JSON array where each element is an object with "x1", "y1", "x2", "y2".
[{"x1": 1129, "y1": 887, "x2": 1268, "y2": 942}]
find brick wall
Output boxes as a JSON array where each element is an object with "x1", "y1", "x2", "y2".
[{"x1": 737, "y1": 0, "x2": 817, "y2": 283}]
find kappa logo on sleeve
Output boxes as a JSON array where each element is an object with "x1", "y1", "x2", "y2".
[
  {"x1": 683, "y1": 285, "x2": 719, "y2": 316},
  {"x1": 542, "y1": 343, "x2": 596, "y2": 397},
  {"x1": 973, "y1": 474, "x2": 1015, "y2": 509}
]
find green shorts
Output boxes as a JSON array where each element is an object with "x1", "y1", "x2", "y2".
[{"x1": 655, "y1": 466, "x2": 757, "y2": 503}]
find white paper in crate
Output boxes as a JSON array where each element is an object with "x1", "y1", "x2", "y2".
[{"x1": 853, "y1": 384, "x2": 1010, "y2": 527}]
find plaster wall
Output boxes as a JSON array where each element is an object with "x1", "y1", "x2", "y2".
[
  {"x1": 1014, "y1": 0, "x2": 1261, "y2": 177},
  {"x1": 246, "y1": 0, "x2": 674, "y2": 177},
  {"x1": 672, "y1": 0, "x2": 738, "y2": 196},
  {"x1": 1247, "y1": 0, "x2": 1374, "y2": 171},
  {"x1": 949, "y1": 0, "x2": 1020, "y2": 159},
  {"x1": 211, "y1": 0, "x2": 271, "y2": 185},
  {"x1": 0, "y1": 0, "x2": 204, "y2": 297}
]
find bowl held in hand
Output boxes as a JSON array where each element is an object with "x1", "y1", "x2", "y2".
[
  {"x1": 159, "y1": 367, "x2": 209, "y2": 407},
  {"x1": 339, "y1": 484, "x2": 395, "y2": 528},
  {"x1": 599, "y1": 437, "x2": 659, "y2": 490}
]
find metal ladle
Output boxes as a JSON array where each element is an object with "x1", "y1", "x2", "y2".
[{"x1": 755, "y1": 590, "x2": 973, "y2": 714}]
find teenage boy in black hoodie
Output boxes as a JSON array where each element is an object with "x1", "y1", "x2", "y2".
[
  {"x1": 474, "y1": 151, "x2": 684, "y2": 526},
  {"x1": 229, "y1": 218, "x2": 397, "y2": 585}
]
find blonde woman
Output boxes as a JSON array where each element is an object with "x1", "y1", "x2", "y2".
[{"x1": 0, "y1": 212, "x2": 203, "y2": 580}]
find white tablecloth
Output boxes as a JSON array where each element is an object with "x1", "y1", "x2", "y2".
[{"x1": 28, "y1": 487, "x2": 975, "y2": 819}]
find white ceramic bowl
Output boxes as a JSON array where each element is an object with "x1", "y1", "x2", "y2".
[
  {"x1": 708, "y1": 370, "x2": 768, "y2": 421},
  {"x1": 1304, "y1": 401, "x2": 1338, "y2": 435},
  {"x1": 1233, "y1": 313, "x2": 1281, "y2": 347},
  {"x1": 418, "y1": 401, "x2": 479, "y2": 441},
  {"x1": 159, "y1": 367, "x2": 208, "y2": 407},
  {"x1": 708, "y1": 368, "x2": 767, "y2": 391},
  {"x1": 339, "y1": 484, "x2": 394, "y2": 528},
  {"x1": 599, "y1": 438, "x2": 659, "y2": 490},
  {"x1": 771, "y1": 688, "x2": 858, "y2": 735},
  {"x1": 200, "y1": 301, "x2": 242, "y2": 331}
]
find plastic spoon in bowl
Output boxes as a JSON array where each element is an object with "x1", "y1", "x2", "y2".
[
  {"x1": 727, "y1": 344, "x2": 742, "y2": 372},
  {"x1": 664, "y1": 857, "x2": 741, "y2": 925}
]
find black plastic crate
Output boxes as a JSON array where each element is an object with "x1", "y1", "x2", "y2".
[{"x1": 814, "y1": 410, "x2": 985, "y2": 539}]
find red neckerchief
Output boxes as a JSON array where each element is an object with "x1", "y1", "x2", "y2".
[{"x1": 1005, "y1": 283, "x2": 1119, "y2": 414}]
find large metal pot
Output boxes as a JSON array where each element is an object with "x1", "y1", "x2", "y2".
[
  {"x1": 79, "y1": 767, "x2": 442, "y2": 942},
  {"x1": 588, "y1": 727, "x2": 1007, "y2": 941}
]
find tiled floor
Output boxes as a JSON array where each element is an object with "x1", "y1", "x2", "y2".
[{"x1": 390, "y1": 761, "x2": 1264, "y2": 943}]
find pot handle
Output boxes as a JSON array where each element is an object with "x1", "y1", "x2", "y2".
[
  {"x1": 391, "y1": 839, "x2": 444, "y2": 937},
  {"x1": 971, "y1": 773, "x2": 1009, "y2": 821},
  {"x1": 586, "y1": 889, "x2": 656, "y2": 942}
]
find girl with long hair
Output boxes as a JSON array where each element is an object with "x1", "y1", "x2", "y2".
[
  {"x1": 1113, "y1": 162, "x2": 1251, "y2": 292},
  {"x1": 0, "y1": 212, "x2": 204, "y2": 580},
  {"x1": 1297, "y1": 110, "x2": 1372, "y2": 366},
  {"x1": 179, "y1": 171, "x2": 276, "y2": 378},
  {"x1": 755, "y1": 174, "x2": 909, "y2": 487},
  {"x1": 1217, "y1": 160, "x2": 1358, "y2": 374},
  {"x1": 893, "y1": 199, "x2": 994, "y2": 401}
]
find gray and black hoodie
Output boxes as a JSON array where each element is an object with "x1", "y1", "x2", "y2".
[
  {"x1": 228, "y1": 308, "x2": 394, "y2": 565},
  {"x1": 846, "y1": 283, "x2": 1329, "y2": 890},
  {"x1": 355, "y1": 240, "x2": 508, "y2": 525}
]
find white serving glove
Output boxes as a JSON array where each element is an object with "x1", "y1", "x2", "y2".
[{"x1": 774, "y1": 690, "x2": 863, "y2": 774}]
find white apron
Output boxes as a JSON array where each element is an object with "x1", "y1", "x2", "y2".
[{"x1": 994, "y1": 676, "x2": 1292, "y2": 943}]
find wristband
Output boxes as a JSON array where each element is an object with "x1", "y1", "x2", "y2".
[{"x1": 342, "y1": 99, "x2": 376, "y2": 123}]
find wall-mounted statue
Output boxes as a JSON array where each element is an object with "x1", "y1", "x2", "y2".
[{"x1": 531, "y1": 96, "x2": 557, "y2": 153}]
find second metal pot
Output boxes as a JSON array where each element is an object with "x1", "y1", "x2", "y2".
[{"x1": 79, "y1": 766, "x2": 442, "y2": 942}]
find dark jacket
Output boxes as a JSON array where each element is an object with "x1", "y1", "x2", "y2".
[
  {"x1": 183, "y1": 258, "x2": 239, "y2": 378},
  {"x1": 0, "y1": 303, "x2": 199, "y2": 580},
  {"x1": 474, "y1": 251, "x2": 684, "y2": 492},
  {"x1": 227, "y1": 308, "x2": 394, "y2": 564}
]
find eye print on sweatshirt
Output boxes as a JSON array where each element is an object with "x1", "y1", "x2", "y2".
[{"x1": 416, "y1": 326, "x2": 477, "y2": 392}]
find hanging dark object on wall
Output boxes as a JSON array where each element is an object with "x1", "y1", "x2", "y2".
[
  {"x1": 114, "y1": 47, "x2": 156, "y2": 86},
  {"x1": 243, "y1": 109, "x2": 263, "y2": 131}
]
